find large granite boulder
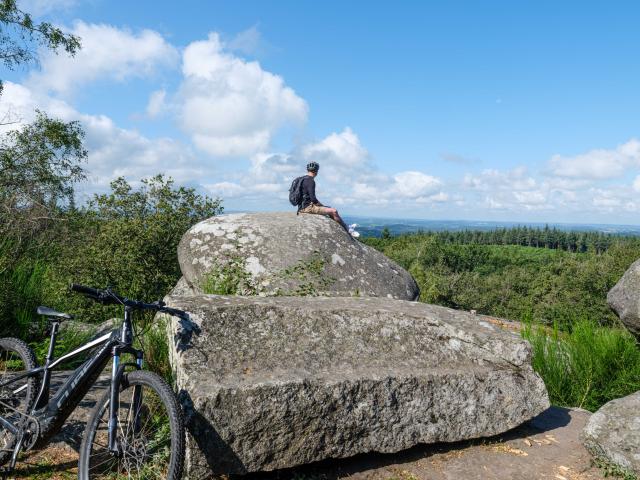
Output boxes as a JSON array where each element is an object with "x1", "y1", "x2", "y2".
[
  {"x1": 581, "y1": 390, "x2": 640, "y2": 476},
  {"x1": 608, "y1": 259, "x2": 640, "y2": 336},
  {"x1": 177, "y1": 212, "x2": 419, "y2": 300},
  {"x1": 163, "y1": 294, "x2": 549, "y2": 476}
]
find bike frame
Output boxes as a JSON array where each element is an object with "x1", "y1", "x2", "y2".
[{"x1": 0, "y1": 305, "x2": 143, "y2": 457}]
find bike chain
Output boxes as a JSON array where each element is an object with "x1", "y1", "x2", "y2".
[{"x1": 0, "y1": 398, "x2": 41, "y2": 451}]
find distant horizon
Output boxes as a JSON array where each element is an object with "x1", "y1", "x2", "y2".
[{"x1": 224, "y1": 210, "x2": 640, "y2": 230}]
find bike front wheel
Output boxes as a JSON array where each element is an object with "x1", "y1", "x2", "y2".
[{"x1": 78, "y1": 370, "x2": 185, "y2": 480}]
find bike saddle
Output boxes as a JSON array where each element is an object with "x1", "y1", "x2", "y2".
[{"x1": 36, "y1": 306, "x2": 74, "y2": 321}]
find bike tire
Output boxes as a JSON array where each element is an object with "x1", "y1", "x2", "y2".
[
  {"x1": 78, "y1": 370, "x2": 185, "y2": 480},
  {"x1": 0, "y1": 337, "x2": 39, "y2": 466}
]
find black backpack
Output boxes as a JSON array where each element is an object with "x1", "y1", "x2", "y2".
[{"x1": 288, "y1": 175, "x2": 307, "y2": 207}]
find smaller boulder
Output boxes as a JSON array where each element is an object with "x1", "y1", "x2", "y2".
[
  {"x1": 177, "y1": 212, "x2": 419, "y2": 300},
  {"x1": 581, "y1": 390, "x2": 640, "y2": 476},
  {"x1": 607, "y1": 259, "x2": 640, "y2": 336}
]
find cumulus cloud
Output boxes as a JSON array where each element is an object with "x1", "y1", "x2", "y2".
[
  {"x1": 177, "y1": 32, "x2": 307, "y2": 157},
  {"x1": 462, "y1": 167, "x2": 556, "y2": 211},
  {"x1": 633, "y1": 175, "x2": 640, "y2": 192},
  {"x1": 548, "y1": 138, "x2": 640, "y2": 180},
  {"x1": 28, "y1": 21, "x2": 179, "y2": 95},
  {"x1": 203, "y1": 127, "x2": 446, "y2": 209},
  {"x1": 388, "y1": 171, "x2": 442, "y2": 198},
  {"x1": 464, "y1": 167, "x2": 536, "y2": 192},
  {"x1": 1, "y1": 81, "x2": 204, "y2": 193}
]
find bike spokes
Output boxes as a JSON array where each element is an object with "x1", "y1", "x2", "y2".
[{"x1": 87, "y1": 383, "x2": 173, "y2": 479}]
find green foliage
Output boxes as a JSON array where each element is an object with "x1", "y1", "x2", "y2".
[
  {"x1": 201, "y1": 250, "x2": 335, "y2": 297},
  {"x1": 201, "y1": 252, "x2": 259, "y2": 295},
  {"x1": 135, "y1": 317, "x2": 173, "y2": 385},
  {"x1": 593, "y1": 457, "x2": 639, "y2": 480},
  {"x1": 0, "y1": 111, "x2": 87, "y2": 243},
  {"x1": 364, "y1": 233, "x2": 640, "y2": 329},
  {"x1": 1, "y1": 173, "x2": 222, "y2": 379},
  {"x1": 522, "y1": 320, "x2": 640, "y2": 411},
  {"x1": 0, "y1": 0, "x2": 81, "y2": 93},
  {"x1": 0, "y1": 239, "x2": 50, "y2": 337},
  {"x1": 366, "y1": 225, "x2": 626, "y2": 253},
  {"x1": 49, "y1": 175, "x2": 223, "y2": 320},
  {"x1": 276, "y1": 251, "x2": 335, "y2": 296},
  {"x1": 31, "y1": 326, "x2": 94, "y2": 370}
]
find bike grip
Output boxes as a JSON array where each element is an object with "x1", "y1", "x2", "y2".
[{"x1": 70, "y1": 283, "x2": 101, "y2": 296}]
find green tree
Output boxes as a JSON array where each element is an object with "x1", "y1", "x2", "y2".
[
  {"x1": 50, "y1": 175, "x2": 223, "y2": 319},
  {"x1": 0, "y1": 111, "x2": 87, "y2": 242},
  {"x1": 0, "y1": 0, "x2": 80, "y2": 94}
]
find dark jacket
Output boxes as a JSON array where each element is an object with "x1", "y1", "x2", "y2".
[{"x1": 300, "y1": 175, "x2": 320, "y2": 209}]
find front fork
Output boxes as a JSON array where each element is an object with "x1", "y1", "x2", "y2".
[{"x1": 107, "y1": 347, "x2": 143, "y2": 455}]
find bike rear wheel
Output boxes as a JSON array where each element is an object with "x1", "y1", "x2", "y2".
[
  {"x1": 78, "y1": 370, "x2": 185, "y2": 480},
  {"x1": 0, "y1": 338, "x2": 38, "y2": 466}
]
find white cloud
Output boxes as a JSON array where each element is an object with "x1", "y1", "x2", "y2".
[
  {"x1": 548, "y1": 138, "x2": 640, "y2": 180},
  {"x1": 633, "y1": 175, "x2": 640, "y2": 192},
  {"x1": 462, "y1": 167, "x2": 557, "y2": 211},
  {"x1": 464, "y1": 167, "x2": 536, "y2": 191},
  {"x1": 146, "y1": 89, "x2": 167, "y2": 118},
  {"x1": 228, "y1": 25, "x2": 265, "y2": 56},
  {"x1": 513, "y1": 190, "x2": 548, "y2": 207},
  {"x1": 202, "y1": 127, "x2": 446, "y2": 209},
  {"x1": 0, "y1": 81, "x2": 204, "y2": 194},
  {"x1": 29, "y1": 22, "x2": 179, "y2": 95},
  {"x1": 177, "y1": 32, "x2": 307, "y2": 157},
  {"x1": 588, "y1": 187, "x2": 640, "y2": 213},
  {"x1": 302, "y1": 127, "x2": 367, "y2": 167},
  {"x1": 19, "y1": 0, "x2": 78, "y2": 16},
  {"x1": 388, "y1": 171, "x2": 442, "y2": 198}
]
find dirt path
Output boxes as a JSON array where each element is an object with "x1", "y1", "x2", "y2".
[{"x1": 11, "y1": 373, "x2": 604, "y2": 480}]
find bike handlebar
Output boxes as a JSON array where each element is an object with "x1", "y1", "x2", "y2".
[{"x1": 69, "y1": 283, "x2": 188, "y2": 318}]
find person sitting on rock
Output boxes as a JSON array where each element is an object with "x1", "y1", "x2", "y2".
[{"x1": 298, "y1": 162, "x2": 352, "y2": 234}]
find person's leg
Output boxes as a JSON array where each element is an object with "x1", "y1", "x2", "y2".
[
  {"x1": 326, "y1": 207, "x2": 350, "y2": 233},
  {"x1": 301, "y1": 205, "x2": 350, "y2": 233}
]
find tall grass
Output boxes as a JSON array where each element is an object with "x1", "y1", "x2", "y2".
[
  {"x1": 0, "y1": 240, "x2": 50, "y2": 339},
  {"x1": 522, "y1": 319, "x2": 640, "y2": 411}
]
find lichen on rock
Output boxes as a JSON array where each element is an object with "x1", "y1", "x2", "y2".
[{"x1": 177, "y1": 212, "x2": 420, "y2": 300}]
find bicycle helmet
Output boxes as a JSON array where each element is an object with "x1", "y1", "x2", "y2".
[{"x1": 306, "y1": 161, "x2": 320, "y2": 172}]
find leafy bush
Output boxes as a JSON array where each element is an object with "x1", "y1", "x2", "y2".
[
  {"x1": 364, "y1": 234, "x2": 640, "y2": 329},
  {"x1": 522, "y1": 320, "x2": 640, "y2": 411},
  {"x1": 0, "y1": 174, "x2": 222, "y2": 383},
  {"x1": 44, "y1": 175, "x2": 223, "y2": 320}
]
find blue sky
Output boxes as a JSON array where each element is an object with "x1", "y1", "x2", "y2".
[{"x1": 3, "y1": 0, "x2": 640, "y2": 224}]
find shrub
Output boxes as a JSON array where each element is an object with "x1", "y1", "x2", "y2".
[{"x1": 522, "y1": 319, "x2": 640, "y2": 411}]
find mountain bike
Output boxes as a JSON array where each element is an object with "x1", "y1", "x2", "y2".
[{"x1": 0, "y1": 284, "x2": 187, "y2": 479}]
